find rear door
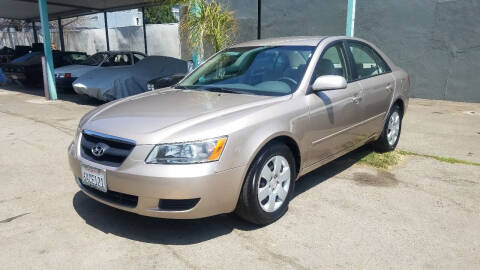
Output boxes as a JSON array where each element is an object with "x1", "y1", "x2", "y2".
[
  {"x1": 346, "y1": 41, "x2": 395, "y2": 137},
  {"x1": 305, "y1": 41, "x2": 365, "y2": 166}
]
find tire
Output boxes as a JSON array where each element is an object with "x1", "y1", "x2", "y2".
[
  {"x1": 374, "y1": 104, "x2": 402, "y2": 153},
  {"x1": 235, "y1": 143, "x2": 296, "y2": 225}
]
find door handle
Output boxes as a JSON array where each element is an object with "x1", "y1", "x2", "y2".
[{"x1": 352, "y1": 95, "x2": 362, "y2": 104}]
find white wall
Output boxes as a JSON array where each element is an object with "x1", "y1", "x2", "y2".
[{"x1": 0, "y1": 23, "x2": 181, "y2": 58}]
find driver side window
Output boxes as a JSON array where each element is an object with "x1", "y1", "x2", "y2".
[{"x1": 312, "y1": 43, "x2": 348, "y2": 82}]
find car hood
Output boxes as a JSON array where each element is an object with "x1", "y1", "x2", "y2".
[
  {"x1": 55, "y1": 65, "x2": 98, "y2": 78},
  {"x1": 82, "y1": 88, "x2": 284, "y2": 144}
]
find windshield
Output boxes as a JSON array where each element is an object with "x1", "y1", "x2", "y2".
[
  {"x1": 81, "y1": 52, "x2": 109, "y2": 66},
  {"x1": 178, "y1": 46, "x2": 315, "y2": 96}
]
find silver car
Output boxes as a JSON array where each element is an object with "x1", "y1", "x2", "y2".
[{"x1": 68, "y1": 36, "x2": 409, "y2": 225}]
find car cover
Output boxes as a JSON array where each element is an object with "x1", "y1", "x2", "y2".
[
  {"x1": 72, "y1": 56, "x2": 188, "y2": 101},
  {"x1": 0, "y1": 52, "x2": 41, "y2": 85}
]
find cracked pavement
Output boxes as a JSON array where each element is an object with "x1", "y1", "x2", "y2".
[{"x1": 1, "y1": 86, "x2": 479, "y2": 269}]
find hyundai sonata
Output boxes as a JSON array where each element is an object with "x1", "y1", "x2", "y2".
[{"x1": 68, "y1": 36, "x2": 409, "y2": 225}]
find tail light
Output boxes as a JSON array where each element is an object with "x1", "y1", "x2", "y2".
[{"x1": 407, "y1": 75, "x2": 411, "y2": 89}]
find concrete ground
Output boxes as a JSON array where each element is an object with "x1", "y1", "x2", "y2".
[{"x1": 1, "y1": 85, "x2": 479, "y2": 269}]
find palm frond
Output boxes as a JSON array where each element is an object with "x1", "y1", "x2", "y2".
[{"x1": 180, "y1": 0, "x2": 237, "y2": 56}]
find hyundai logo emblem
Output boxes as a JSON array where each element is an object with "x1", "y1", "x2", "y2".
[{"x1": 91, "y1": 142, "x2": 109, "y2": 157}]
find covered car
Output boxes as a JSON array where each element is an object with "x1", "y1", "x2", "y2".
[
  {"x1": 2, "y1": 50, "x2": 88, "y2": 85},
  {"x1": 0, "y1": 52, "x2": 39, "y2": 85},
  {"x1": 55, "y1": 51, "x2": 146, "y2": 88},
  {"x1": 73, "y1": 56, "x2": 188, "y2": 101}
]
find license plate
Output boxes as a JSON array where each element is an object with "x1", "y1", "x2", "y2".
[
  {"x1": 81, "y1": 164, "x2": 107, "y2": 192},
  {"x1": 11, "y1": 75, "x2": 18, "y2": 79}
]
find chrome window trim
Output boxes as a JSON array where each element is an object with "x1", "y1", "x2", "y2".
[{"x1": 82, "y1": 129, "x2": 136, "y2": 146}]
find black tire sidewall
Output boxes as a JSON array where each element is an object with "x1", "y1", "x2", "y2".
[{"x1": 243, "y1": 143, "x2": 296, "y2": 225}]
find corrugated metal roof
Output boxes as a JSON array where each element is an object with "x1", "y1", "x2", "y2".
[{"x1": 0, "y1": 0, "x2": 162, "y2": 20}]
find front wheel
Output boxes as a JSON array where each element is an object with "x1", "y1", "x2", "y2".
[
  {"x1": 374, "y1": 104, "x2": 402, "y2": 152},
  {"x1": 235, "y1": 143, "x2": 296, "y2": 225}
]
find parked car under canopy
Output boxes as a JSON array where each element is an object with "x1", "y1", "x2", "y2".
[
  {"x1": 54, "y1": 51, "x2": 146, "y2": 89},
  {"x1": 2, "y1": 50, "x2": 88, "y2": 85},
  {"x1": 72, "y1": 56, "x2": 189, "y2": 101}
]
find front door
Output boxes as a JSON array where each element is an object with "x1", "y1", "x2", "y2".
[{"x1": 305, "y1": 42, "x2": 365, "y2": 167}]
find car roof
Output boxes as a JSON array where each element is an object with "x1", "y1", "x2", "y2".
[
  {"x1": 97, "y1": 51, "x2": 145, "y2": 55},
  {"x1": 231, "y1": 36, "x2": 373, "y2": 48},
  {"x1": 232, "y1": 36, "x2": 326, "y2": 47}
]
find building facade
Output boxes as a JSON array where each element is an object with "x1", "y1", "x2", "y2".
[{"x1": 216, "y1": 0, "x2": 480, "y2": 102}]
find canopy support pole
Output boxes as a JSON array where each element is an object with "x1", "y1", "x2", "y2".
[
  {"x1": 58, "y1": 18, "x2": 65, "y2": 51},
  {"x1": 257, "y1": 0, "x2": 261, "y2": 39},
  {"x1": 142, "y1": 7, "x2": 148, "y2": 55},
  {"x1": 32, "y1": 20, "x2": 38, "y2": 43},
  {"x1": 38, "y1": 0, "x2": 57, "y2": 100},
  {"x1": 346, "y1": 0, "x2": 356, "y2": 37},
  {"x1": 104, "y1": 11, "x2": 110, "y2": 51}
]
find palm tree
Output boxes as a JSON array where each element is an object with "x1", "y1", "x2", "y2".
[{"x1": 179, "y1": 0, "x2": 237, "y2": 65}]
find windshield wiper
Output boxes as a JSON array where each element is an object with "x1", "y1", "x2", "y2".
[
  {"x1": 201, "y1": 87, "x2": 244, "y2": 94},
  {"x1": 175, "y1": 85, "x2": 246, "y2": 94}
]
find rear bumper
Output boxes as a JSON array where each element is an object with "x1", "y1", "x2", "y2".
[
  {"x1": 68, "y1": 142, "x2": 246, "y2": 219},
  {"x1": 55, "y1": 77, "x2": 77, "y2": 88}
]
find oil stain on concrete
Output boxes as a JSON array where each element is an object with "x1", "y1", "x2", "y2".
[{"x1": 351, "y1": 170, "x2": 398, "y2": 187}]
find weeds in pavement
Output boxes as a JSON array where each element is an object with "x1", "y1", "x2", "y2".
[
  {"x1": 398, "y1": 150, "x2": 480, "y2": 167},
  {"x1": 358, "y1": 150, "x2": 402, "y2": 169},
  {"x1": 358, "y1": 149, "x2": 480, "y2": 169}
]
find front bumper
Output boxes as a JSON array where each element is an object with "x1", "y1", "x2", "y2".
[{"x1": 68, "y1": 142, "x2": 246, "y2": 219}]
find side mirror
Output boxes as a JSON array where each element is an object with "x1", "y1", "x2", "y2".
[{"x1": 311, "y1": 75, "x2": 347, "y2": 91}]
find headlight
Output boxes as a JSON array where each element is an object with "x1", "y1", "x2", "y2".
[{"x1": 145, "y1": 137, "x2": 227, "y2": 164}]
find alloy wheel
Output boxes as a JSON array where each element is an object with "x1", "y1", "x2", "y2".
[
  {"x1": 257, "y1": 155, "x2": 291, "y2": 213},
  {"x1": 387, "y1": 111, "x2": 400, "y2": 146}
]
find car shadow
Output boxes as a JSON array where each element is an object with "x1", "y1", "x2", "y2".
[
  {"x1": 0, "y1": 83, "x2": 104, "y2": 106},
  {"x1": 72, "y1": 145, "x2": 374, "y2": 245},
  {"x1": 293, "y1": 144, "x2": 374, "y2": 198}
]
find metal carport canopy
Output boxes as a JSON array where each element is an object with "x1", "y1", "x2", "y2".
[
  {"x1": 0, "y1": 0, "x2": 160, "y2": 20},
  {"x1": 0, "y1": 0, "x2": 162, "y2": 101}
]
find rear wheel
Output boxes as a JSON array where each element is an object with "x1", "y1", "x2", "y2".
[
  {"x1": 235, "y1": 143, "x2": 296, "y2": 225},
  {"x1": 374, "y1": 104, "x2": 402, "y2": 152}
]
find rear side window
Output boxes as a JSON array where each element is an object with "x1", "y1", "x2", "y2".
[
  {"x1": 370, "y1": 49, "x2": 391, "y2": 74},
  {"x1": 348, "y1": 42, "x2": 389, "y2": 80},
  {"x1": 133, "y1": 53, "x2": 145, "y2": 64},
  {"x1": 70, "y1": 53, "x2": 88, "y2": 64}
]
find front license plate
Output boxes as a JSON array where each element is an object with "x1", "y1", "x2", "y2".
[
  {"x1": 11, "y1": 75, "x2": 18, "y2": 79},
  {"x1": 81, "y1": 164, "x2": 107, "y2": 192}
]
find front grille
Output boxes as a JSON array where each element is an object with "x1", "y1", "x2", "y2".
[
  {"x1": 158, "y1": 198, "x2": 200, "y2": 211},
  {"x1": 79, "y1": 180, "x2": 138, "y2": 208},
  {"x1": 80, "y1": 130, "x2": 135, "y2": 167}
]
